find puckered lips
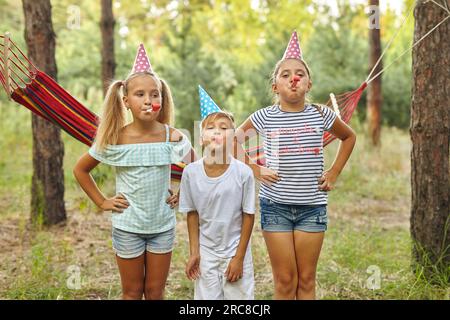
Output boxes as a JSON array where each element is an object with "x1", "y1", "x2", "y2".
[{"x1": 143, "y1": 103, "x2": 161, "y2": 113}]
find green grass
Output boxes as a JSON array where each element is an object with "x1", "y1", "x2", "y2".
[
  {"x1": 325, "y1": 124, "x2": 411, "y2": 205},
  {"x1": 6, "y1": 233, "x2": 77, "y2": 299},
  {"x1": 0, "y1": 106, "x2": 447, "y2": 299},
  {"x1": 2, "y1": 215, "x2": 447, "y2": 300},
  {"x1": 319, "y1": 222, "x2": 448, "y2": 299}
]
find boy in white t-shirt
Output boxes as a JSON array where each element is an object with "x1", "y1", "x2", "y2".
[{"x1": 178, "y1": 86, "x2": 256, "y2": 300}]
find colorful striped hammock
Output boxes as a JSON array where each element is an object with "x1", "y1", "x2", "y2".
[{"x1": 0, "y1": 33, "x2": 366, "y2": 180}]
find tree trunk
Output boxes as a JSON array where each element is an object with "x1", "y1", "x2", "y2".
[
  {"x1": 367, "y1": 0, "x2": 382, "y2": 146},
  {"x1": 410, "y1": 0, "x2": 450, "y2": 278},
  {"x1": 23, "y1": 0, "x2": 66, "y2": 225},
  {"x1": 100, "y1": 0, "x2": 116, "y2": 96}
]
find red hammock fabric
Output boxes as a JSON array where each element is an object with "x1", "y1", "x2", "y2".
[
  {"x1": 12, "y1": 70, "x2": 97, "y2": 145},
  {"x1": 323, "y1": 82, "x2": 367, "y2": 147}
]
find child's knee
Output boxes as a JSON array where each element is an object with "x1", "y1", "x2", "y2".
[
  {"x1": 122, "y1": 286, "x2": 144, "y2": 300},
  {"x1": 274, "y1": 272, "x2": 298, "y2": 293},
  {"x1": 144, "y1": 285, "x2": 165, "y2": 300},
  {"x1": 298, "y1": 271, "x2": 316, "y2": 291}
]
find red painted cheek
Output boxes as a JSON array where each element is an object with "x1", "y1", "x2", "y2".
[{"x1": 152, "y1": 103, "x2": 161, "y2": 112}]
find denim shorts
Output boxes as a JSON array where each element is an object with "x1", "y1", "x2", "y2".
[
  {"x1": 112, "y1": 227, "x2": 175, "y2": 259},
  {"x1": 260, "y1": 197, "x2": 328, "y2": 233}
]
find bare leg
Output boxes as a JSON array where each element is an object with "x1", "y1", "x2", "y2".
[
  {"x1": 293, "y1": 231, "x2": 324, "y2": 300},
  {"x1": 115, "y1": 253, "x2": 145, "y2": 300},
  {"x1": 263, "y1": 231, "x2": 298, "y2": 300},
  {"x1": 144, "y1": 251, "x2": 172, "y2": 300}
]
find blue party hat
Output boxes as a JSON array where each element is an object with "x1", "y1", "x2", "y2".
[{"x1": 199, "y1": 85, "x2": 221, "y2": 120}]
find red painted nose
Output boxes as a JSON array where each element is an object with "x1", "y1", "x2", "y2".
[
  {"x1": 292, "y1": 75, "x2": 300, "y2": 88},
  {"x1": 152, "y1": 103, "x2": 161, "y2": 112}
]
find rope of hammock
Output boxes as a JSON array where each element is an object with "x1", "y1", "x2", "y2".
[
  {"x1": 427, "y1": 0, "x2": 450, "y2": 14},
  {"x1": 0, "y1": 32, "x2": 38, "y2": 95},
  {"x1": 366, "y1": 0, "x2": 450, "y2": 84},
  {"x1": 365, "y1": 1, "x2": 415, "y2": 83}
]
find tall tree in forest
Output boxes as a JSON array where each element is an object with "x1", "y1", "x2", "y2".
[
  {"x1": 367, "y1": 0, "x2": 382, "y2": 146},
  {"x1": 100, "y1": 0, "x2": 115, "y2": 96},
  {"x1": 22, "y1": 0, "x2": 66, "y2": 225},
  {"x1": 410, "y1": 0, "x2": 449, "y2": 278}
]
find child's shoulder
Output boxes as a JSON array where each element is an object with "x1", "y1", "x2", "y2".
[
  {"x1": 232, "y1": 158, "x2": 254, "y2": 179},
  {"x1": 168, "y1": 126, "x2": 185, "y2": 143},
  {"x1": 308, "y1": 103, "x2": 334, "y2": 116},
  {"x1": 250, "y1": 105, "x2": 279, "y2": 124},
  {"x1": 254, "y1": 105, "x2": 278, "y2": 114},
  {"x1": 182, "y1": 158, "x2": 203, "y2": 175}
]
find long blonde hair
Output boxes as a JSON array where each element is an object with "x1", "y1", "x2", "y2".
[{"x1": 94, "y1": 71, "x2": 174, "y2": 151}]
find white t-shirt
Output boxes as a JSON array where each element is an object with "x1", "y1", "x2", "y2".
[{"x1": 178, "y1": 157, "x2": 256, "y2": 258}]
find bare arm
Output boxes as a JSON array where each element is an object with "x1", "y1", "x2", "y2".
[
  {"x1": 73, "y1": 153, "x2": 104, "y2": 207},
  {"x1": 234, "y1": 117, "x2": 261, "y2": 171},
  {"x1": 234, "y1": 213, "x2": 254, "y2": 260},
  {"x1": 73, "y1": 153, "x2": 129, "y2": 212},
  {"x1": 185, "y1": 211, "x2": 201, "y2": 280},
  {"x1": 319, "y1": 117, "x2": 356, "y2": 191},
  {"x1": 234, "y1": 117, "x2": 279, "y2": 185},
  {"x1": 187, "y1": 211, "x2": 200, "y2": 256}
]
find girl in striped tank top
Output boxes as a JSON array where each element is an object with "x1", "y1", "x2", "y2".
[{"x1": 235, "y1": 32, "x2": 356, "y2": 299}]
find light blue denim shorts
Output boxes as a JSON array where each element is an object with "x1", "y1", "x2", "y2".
[
  {"x1": 112, "y1": 227, "x2": 175, "y2": 259},
  {"x1": 260, "y1": 197, "x2": 328, "y2": 233}
]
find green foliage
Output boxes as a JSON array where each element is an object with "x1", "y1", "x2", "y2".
[
  {"x1": 305, "y1": 4, "x2": 368, "y2": 104},
  {"x1": 1, "y1": 0, "x2": 413, "y2": 128}
]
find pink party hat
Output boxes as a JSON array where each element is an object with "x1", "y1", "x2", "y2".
[
  {"x1": 132, "y1": 43, "x2": 154, "y2": 73},
  {"x1": 282, "y1": 31, "x2": 303, "y2": 60}
]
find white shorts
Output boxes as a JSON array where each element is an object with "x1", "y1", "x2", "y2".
[{"x1": 194, "y1": 247, "x2": 254, "y2": 300}]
